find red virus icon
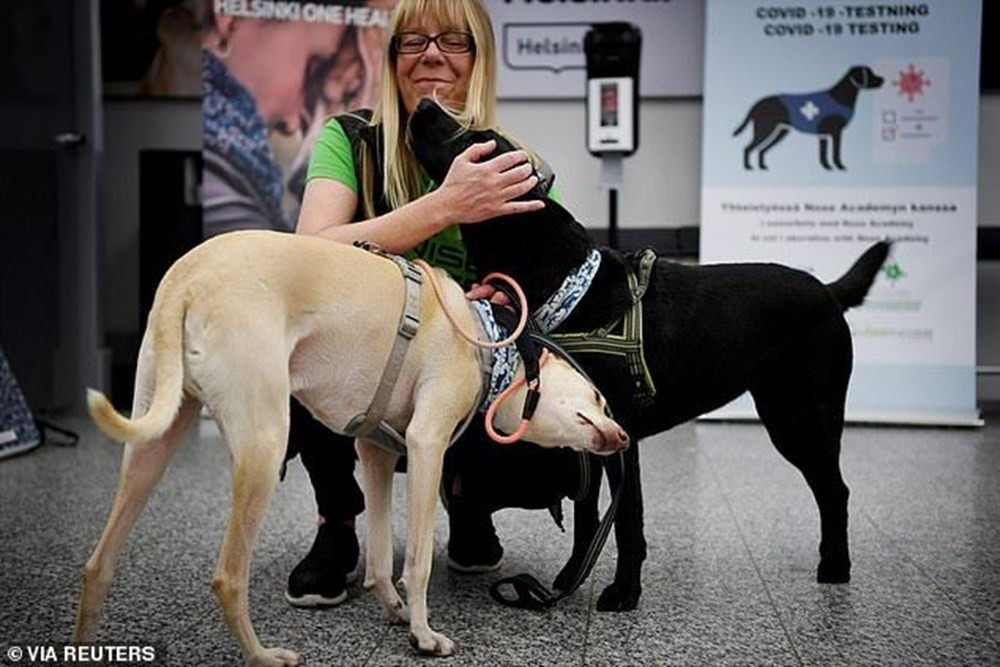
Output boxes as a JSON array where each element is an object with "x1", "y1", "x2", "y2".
[{"x1": 893, "y1": 64, "x2": 930, "y2": 102}]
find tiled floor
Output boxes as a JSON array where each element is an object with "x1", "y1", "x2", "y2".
[{"x1": 2, "y1": 411, "x2": 998, "y2": 666}]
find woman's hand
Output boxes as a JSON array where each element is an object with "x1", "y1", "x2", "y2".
[
  {"x1": 434, "y1": 140, "x2": 546, "y2": 224},
  {"x1": 465, "y1": 282, "x2": 511, "y2": 306}
]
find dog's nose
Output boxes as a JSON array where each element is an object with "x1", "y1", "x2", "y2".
[
  {"x1": 608, "y1": 427, "x2": 630, "y2": 451},
  {"x1": 594, "y1": 424, "x2": 630, "y2": 453}
]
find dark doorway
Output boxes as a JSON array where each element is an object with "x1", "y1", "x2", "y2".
[{"x1": 0, "y1": 0, "x2": 104, "y2": 413}]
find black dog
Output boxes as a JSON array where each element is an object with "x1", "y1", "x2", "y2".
[
  {"x1": 408, "y1": 100, "x2": 889, "y2": 611},
  {"x1": 734, "y1": 65, "x2": 884, "y2": 171}
]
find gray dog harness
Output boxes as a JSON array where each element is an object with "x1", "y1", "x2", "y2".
[
  {"x1": 344, "y1": 242, "x2": 484, "y2": 456},
  {"x1": 342, "y1": 243, "x2": 423, "y2": 455}
]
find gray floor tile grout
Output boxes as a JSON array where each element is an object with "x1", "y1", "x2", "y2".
[
  {"x1": 6, "y1": 416, "x2": 999, "y2": 664},
  {"x1": 165, "y1": 519, "x2": 319, "y2": 646},
  {"x1": 699, "y1": 443, "x2": 807, "y2": 667},
  {"x1": 361, "y1": 623, "x2": 394, "y2": 666},
  {"x1": 859, "y1": 508, "x2": 996, "y2": 641}
]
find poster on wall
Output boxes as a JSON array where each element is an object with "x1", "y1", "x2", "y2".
[
  {"x1": 484, "y1": 0, "x2": 703, "y2": 99},
  {"x1": 700, "y1": 0, "x2": 982, "y2": 425},
  {"x1": 101, "y1": 0, "x2": 205, "y2": 98},
  {"x1": 202, "y1": 0, "x2": 396, "y2": 238}
]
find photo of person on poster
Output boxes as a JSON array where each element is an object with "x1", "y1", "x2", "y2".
[{"x1": 201, "y1": 0, "x2": 394, "y2": 238}]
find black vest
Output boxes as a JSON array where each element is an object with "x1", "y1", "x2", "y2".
[{"x1": 335, "y1": 109, "x2": 390, "y2": 222}]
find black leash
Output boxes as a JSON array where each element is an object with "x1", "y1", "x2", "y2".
[
  {"x1": 489, "y1": 451, "x2": 623, "y2": 609},
  {"x1": 480, "y1": 299, "x2": 626, "y2": 610}
]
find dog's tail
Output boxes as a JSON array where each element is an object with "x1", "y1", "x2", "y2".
[
  {"x1": 733, "y1": 113, "x2": 751, "y2": 136},
  {"x1": 87, "y1": 281, "x2": 187, "y2": 445},
  {"x1": 827, "y1": 241, "x2": 891, "y2": 311}
]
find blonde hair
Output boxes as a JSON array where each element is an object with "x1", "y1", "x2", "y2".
[{"x1": 360, "y1": 0, "x2": 498, "y2": 218}]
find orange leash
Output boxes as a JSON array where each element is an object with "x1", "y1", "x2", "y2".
[
  {"x1": 411, "y1": 259, "x2": 538, "y2": 444},
  {"x1": 413, "y1": 259, "x2": 529, "y2": 348},
  {"x1": 484, "y1": 348, "x2": 550, "y2": 444}
]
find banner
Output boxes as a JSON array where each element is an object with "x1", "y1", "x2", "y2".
[
  {"x1": 101, "y1": 0, "x2": 202, "y2": 98},
  {"x1": 485, "y1": 0, "x2": 703, "y2": 99},
  {"x1": 700, "y1": 0, "x2": 982, "y2": 425},
  {"x1": 202, "y1": 0, "x2": 396, "y2": 237}
]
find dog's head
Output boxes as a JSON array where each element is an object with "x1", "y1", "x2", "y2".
[
  {"x1": 849, "y1": 65, "x2": 884, "y2": 90},
  {"x1": 491, "y1": 354, "x2": 629, "y2": 455},
  {"x1": 406, "y1": 99, "x2": 552, "y2": 198},
  {"x1": 406, "y1": 99, "x2": 494, "y2": 184}
]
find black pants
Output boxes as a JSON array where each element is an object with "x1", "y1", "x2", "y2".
[
  {"x1": 286, "y1": 399, "x2": 582, "y2": 526},
  {"x1": 286, "y1": 399, "x2": 363, "y2": 522}
]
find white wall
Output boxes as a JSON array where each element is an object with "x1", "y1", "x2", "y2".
[
  {"x1": 498, "y1": 98, "x2": 702, "y2": 229},
  {"x1": 99, "y1": 95, "x2": 1000, "y2": 400}
]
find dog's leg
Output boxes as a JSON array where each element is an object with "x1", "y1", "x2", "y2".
[
  {"x1": 767, "y1": 430, "x2": 851, "y2": 583},
  {"x1": 743, "y1": 140, "x2": 755, "y2": 170},
  {"x1": 740, "y1": 98, "x2": 789, "y2": 170},
  {"x1": 743, "y1": 125, "x2": 775, "y2": 170},
  {"x1": 752, "y1": 362, "x2": 852, "y2": 584},
  {"x1": 804, "y1": 454, "x2": 851, "y2": 583},
  {"x1": 597, "y1": 444, "x2": 646, "y2": 612},
  {"x1": 356, "y1": 438, "x2": 407, "y2": 622},
  {"x1": 818, "y1": 115, "x2": 848, "y2": 170},
  {"x1": 211, "y1": 393, "x2": 302, "y2": 666},
  {"x1": 74, "y1": 399, "x2": 199, "y2": 643},
  {"x1": 820, "y1": 136, "x2": 833, "y2": 170},
  {"x1": 400, "y1": 402, "x2": 464, "y2": 656},
  {"x1": 757, "y1": 127, "x2": 789, "y2": 170},
  {"x1": 830, "y1": 129, "x2": 846, "y2": 170}
]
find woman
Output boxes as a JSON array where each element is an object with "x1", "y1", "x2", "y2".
[{"x1": 287, "y1": 0, "x2": 579, "y2": 608}]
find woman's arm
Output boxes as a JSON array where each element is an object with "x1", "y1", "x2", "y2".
[
  {"x1": 296, "y1": 140, "x2": 543, "y2": 254},
  {"x1": 296, "y1": 177, "x2": 449, "y2": 253}
]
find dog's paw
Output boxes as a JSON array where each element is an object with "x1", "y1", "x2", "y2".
[
  {"x1": 249, "y1": 646, "x2": 303, "y2": 667},
  {"x1": 552, "y1": 570, "x2": 570, "y2": 592},
  {"x1": 387, "y1": 602, "x2": 410, "y2": 625},
  {"x1": 409, "y1": 629, "x2": 459, "y2": 657},
  {"x1": 817, "y1": 559, "x2": 851, "y2": 584},
  {"x1": 596, "y1": 581, "x2": 641, "y2": 612},
  {"x1": 370, "y1": 578, "x2": 408, "y2": 623}
]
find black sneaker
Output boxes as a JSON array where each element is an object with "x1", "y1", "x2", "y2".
[
  {"x1": 286, "y1": 521, "x2": 359, "y2": 608},
  {"x1": 447, "y1": 540, "x2": 503, "y2": 573}
]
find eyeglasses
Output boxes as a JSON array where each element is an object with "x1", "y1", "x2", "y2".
[{"x1": 392, "y1": 31, "x2": 475, "y2": 55}]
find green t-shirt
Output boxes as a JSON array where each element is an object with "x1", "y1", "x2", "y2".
[{"x1": 306, "y1": 117, "x2": 559, "y2": 288}]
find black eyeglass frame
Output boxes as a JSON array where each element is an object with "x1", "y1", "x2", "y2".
[{"x1": 390, "y1": 31, "x2": 476, "y2": 56}]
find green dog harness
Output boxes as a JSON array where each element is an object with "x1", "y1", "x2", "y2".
[{"x1": 547, "y1": 248, "x2": 658, "y2": 408}]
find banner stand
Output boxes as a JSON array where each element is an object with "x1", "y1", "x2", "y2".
[{"x1": 698, "y1": 0, "x2": 983, "y2": 427}]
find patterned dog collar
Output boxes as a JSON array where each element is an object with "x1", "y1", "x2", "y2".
[
  {"x1": 532, "y1": 249, "x2": 602, "y2": 334},
  {"x1": 471, "y1": 300, "x2": 520, "y2": 410}
]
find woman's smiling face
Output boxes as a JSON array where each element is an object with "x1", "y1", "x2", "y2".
[{"x1": 394, "y1": 15, "x2": 474, "y2": 115}]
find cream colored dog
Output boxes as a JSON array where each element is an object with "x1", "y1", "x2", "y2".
[{"x1": 74, "y1": 230, "x2": 627, "y2": 665}]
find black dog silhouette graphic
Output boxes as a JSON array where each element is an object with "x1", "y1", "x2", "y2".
[{"x1": 734, "y1": 65, "x2": 884, "y2": 171}]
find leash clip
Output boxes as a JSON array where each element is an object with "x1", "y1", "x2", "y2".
[{"x1": 521, "y1": 382, "x2": 541, "y2": 421}]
